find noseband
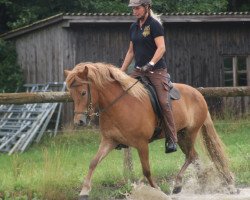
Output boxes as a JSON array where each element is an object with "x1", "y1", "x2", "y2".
[{"x1": 74, "y1": 79, "x2": 140, "y2": 118}]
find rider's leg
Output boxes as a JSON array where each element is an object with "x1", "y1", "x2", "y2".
[{"x1": 148, "y1": 68, "x2": 178, "y2": 153}]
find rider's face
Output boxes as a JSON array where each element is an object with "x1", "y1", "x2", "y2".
[{"x1": 132, "y1": 5, "x2": 147, "y2": 20}]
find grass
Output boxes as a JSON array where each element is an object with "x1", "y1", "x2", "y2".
[
  {"x1": 215, "y1": 118, "x2": 250, "y2": 186},
  {"x1": 0, "y1": 118, "x2": 249, "y2": 200}
]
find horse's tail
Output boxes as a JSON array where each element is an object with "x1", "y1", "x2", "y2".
[{"x1": 201, "y1": 111, "x2": 234, "y2": 185}]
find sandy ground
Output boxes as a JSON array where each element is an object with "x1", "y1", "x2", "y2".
[
  {"x1": 171, "y1": 188, "x2": 250, "y2": 200},
  {"x1": 127, "y1": 163, "x2": 250, "y2": 200},
  {"x1": 127, "y1": 185, "x2": 250, "y2": 200}
]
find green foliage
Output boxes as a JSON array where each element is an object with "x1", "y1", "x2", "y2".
[
  {"x1": 2, "y1": 0, "x2": 130, "y2": 30},
  {"x1": 76, "y1": 0, "x2": 129, "y2": 13},
  {"x1": 153, "y1": 0, "x2": 228, "y2": 13},
  {"x1": 6, "y1": 7, "x2": 38, "y2": 29},
  {"x1": 239, "y1": 3, "x2": 250, "y2": 11},
  {"x1": 2, "y1": 0, "x2": 249, "y2": 32},
  {"x1": 0, "y1": 39, "x2": 23, "y2": 92}
]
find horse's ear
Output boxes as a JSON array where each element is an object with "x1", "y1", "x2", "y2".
[
  {"x1": 64, "y1": 70, "x2": 71, "y2": 78},
  {"x1": 77, "y1": 67, "x2": 88, "y2": 80}
]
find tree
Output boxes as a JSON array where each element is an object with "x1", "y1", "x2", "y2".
[
  {"x1": 0, "y1": 0, "x2": 130, "y2": 32},
  {"x1": 228, "y1": 0, "x2": 250, "y2": 11},
  {"x1": 0, "y1": 0, "x2": 11, "y2": 33},
  {"x1": 0, "y1": 39, "x2": 24, "y2": 92},
  {"x1": 0, "y1": 0, "x2": 249, "y2": 33},
  {"x1": 153, "y1": 0, "x2": 228, "y2": 13}
]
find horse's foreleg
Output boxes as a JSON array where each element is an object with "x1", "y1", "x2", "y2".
[
  {"x1": 137, "y1": 143, "x2": 157, "y2": 188},
  {"x1": 79, "y1": 139, "x2": 116, "y2": 199}
]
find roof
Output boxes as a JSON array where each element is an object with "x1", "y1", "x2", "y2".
[{"x1": 1, "y1": 12, "x2": 250, "y2": 39}]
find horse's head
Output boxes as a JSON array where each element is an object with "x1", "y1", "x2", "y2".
[{"x1": 65, "y1": 66, "x2": 97, "y2": 126}]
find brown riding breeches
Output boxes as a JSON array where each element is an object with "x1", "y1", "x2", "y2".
[{"x1": 131, "y1": 68, "x2": 178, "y2": 143}]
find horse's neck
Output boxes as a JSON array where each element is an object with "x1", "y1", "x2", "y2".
[{"x1": 97, "y1": 82, "x2": 124, "y2": 109}]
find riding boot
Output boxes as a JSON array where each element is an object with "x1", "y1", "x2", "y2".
[{"x1": 162, "y1": 107, "x2": 178, "y2": 153}]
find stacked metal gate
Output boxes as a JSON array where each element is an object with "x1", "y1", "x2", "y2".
[{"x1": 0, "y1": 82, "x2": 66, "y2": 154}]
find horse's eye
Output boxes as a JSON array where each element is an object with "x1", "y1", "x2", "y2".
[{"x1": 81, "y1": 91, "x2": 86, "y2": 96}]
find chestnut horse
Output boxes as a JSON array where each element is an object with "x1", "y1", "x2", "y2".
[{"x1": 65, "y1": 62, "x2": 235, "y2": 200}]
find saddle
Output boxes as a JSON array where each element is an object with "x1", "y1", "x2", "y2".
[{"x1": 137, "y1": 75, "x2": 181, "y2": 142}]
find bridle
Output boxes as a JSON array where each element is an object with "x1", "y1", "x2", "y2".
[
  {"x1": 73, "y1": 78, "x2": 95, "y2": 117},
  {"x1": 73, "y1": 78, "x2": 140, "y2": 118}
]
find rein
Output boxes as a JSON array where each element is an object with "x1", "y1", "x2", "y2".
[{"x1": 75, "y1": 79, "x2": 140, "y2": 117}]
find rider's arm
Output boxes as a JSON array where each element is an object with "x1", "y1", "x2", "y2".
[
  {"x1": 149, "y1": 36, "x2": 166, "y2": 65},
  {"x1": 121, "y1": 41, "x2": 134, "y2": 72}
]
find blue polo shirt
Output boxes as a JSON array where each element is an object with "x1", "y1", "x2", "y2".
[{"x1": 129, "y1": 15, "x2": 167, "y2": 69}]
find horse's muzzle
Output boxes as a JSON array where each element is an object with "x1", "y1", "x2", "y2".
[{"x1": 74, "y1": 114, "x2": 87, "y2": 127}]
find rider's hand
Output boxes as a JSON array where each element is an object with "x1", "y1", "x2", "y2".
[{"x1": 141, "y1": 62, "x2": 154, "y2": 72}]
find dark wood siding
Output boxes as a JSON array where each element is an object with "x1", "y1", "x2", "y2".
[
  {"x1": 71, "y1": 23, "x2": 130, "y2": 66},
  {"x1": 164, "y1": 22, "x2": 250, "y2": 115},
  {"x1": 10, "y1": 19, "x2": 250, "y2": 124},
  {"x1": 15, "y1": 23, "x2": 65, "y2": 83},
  {"x1": 14, "y1": 23, "x2": 77, "y2": 124},
  {"x1": 165, "y1": 22, "x2": 250, "y2": 87}
]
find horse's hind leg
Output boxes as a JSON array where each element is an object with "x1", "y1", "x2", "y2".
[
  {"x1": 173, "y1": 128, "x2": 199, "y2": 194},
  {"x1": 137, "y1": 142, "x2": 158, "y2": 188},
  {"x1": 79, "y1": 138, "x2": 116, "y2": 200}
]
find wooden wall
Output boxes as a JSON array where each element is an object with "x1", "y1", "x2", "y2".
[
  {"x1": 16, "y1": 23, "x2": 67, "y2": 83},
  {"x1": 13, "y1": 20, "x2": 250, "y2": 124},
  {"x1": 14, "y1": 22, "x2": 77, "y2": 124},
  {"x1": 165, "y1": 22, "x2": 250, "y2": 86},
  {"x1": 165, "y1": 22, "x2": 250, "y2": 115},
  {"x1": 70, "y1": 23, "x2": 130, "y2": 66}
]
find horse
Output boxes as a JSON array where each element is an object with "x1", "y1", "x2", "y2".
[{"x1": 65, "y1": 62, "x2": 236, "y2": 200}]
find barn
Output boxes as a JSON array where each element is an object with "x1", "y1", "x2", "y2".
[{"x1": 1, "y1": 12, "x2": 250, "y2": 124}]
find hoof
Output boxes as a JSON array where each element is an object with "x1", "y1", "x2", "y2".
[
  {"x1": 79, "y1": 195, "x2": 88, "y2": 200},
  {"x1": 173, "y1": 186, "x2": 182, "y2": 194},
  {"x1": 228, "y1": 184, "x2": 240, "y2": 194},
  {"x1": 237, "y1": 188, "x2": 241, "y2": 194}
]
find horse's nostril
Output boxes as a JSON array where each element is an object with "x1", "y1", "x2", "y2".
[{"x1": 79, "y1": 120, "x2": 86, "y2": 127}]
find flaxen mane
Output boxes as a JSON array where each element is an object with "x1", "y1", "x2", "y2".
[{"x1": 66, "y1": 62, "x2": 148, "y2": 101}]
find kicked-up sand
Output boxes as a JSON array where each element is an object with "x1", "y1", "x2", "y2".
[{"x1": 126, "y1": 162, "x2": 250, "y2": 200}]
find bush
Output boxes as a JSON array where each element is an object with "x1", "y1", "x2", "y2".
[{"x1": 0, "y1": 39, "x2": 24, "y2": 93}]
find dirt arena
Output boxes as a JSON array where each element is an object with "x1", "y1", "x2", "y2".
[
  {"x1": 127, "y1": 184, "x2": 250, "y2": 200},
  {"x1": 127, "y1": 163, "x2": 250, "y2": 200}
]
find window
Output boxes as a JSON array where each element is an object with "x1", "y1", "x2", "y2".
[{"x1": 224, "y1": 55, "x2": 250, "y2": 86}]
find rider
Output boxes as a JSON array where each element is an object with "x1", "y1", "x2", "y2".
[{"x1": 121, "y1": 0, "x2": 177, "y2": 153}]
